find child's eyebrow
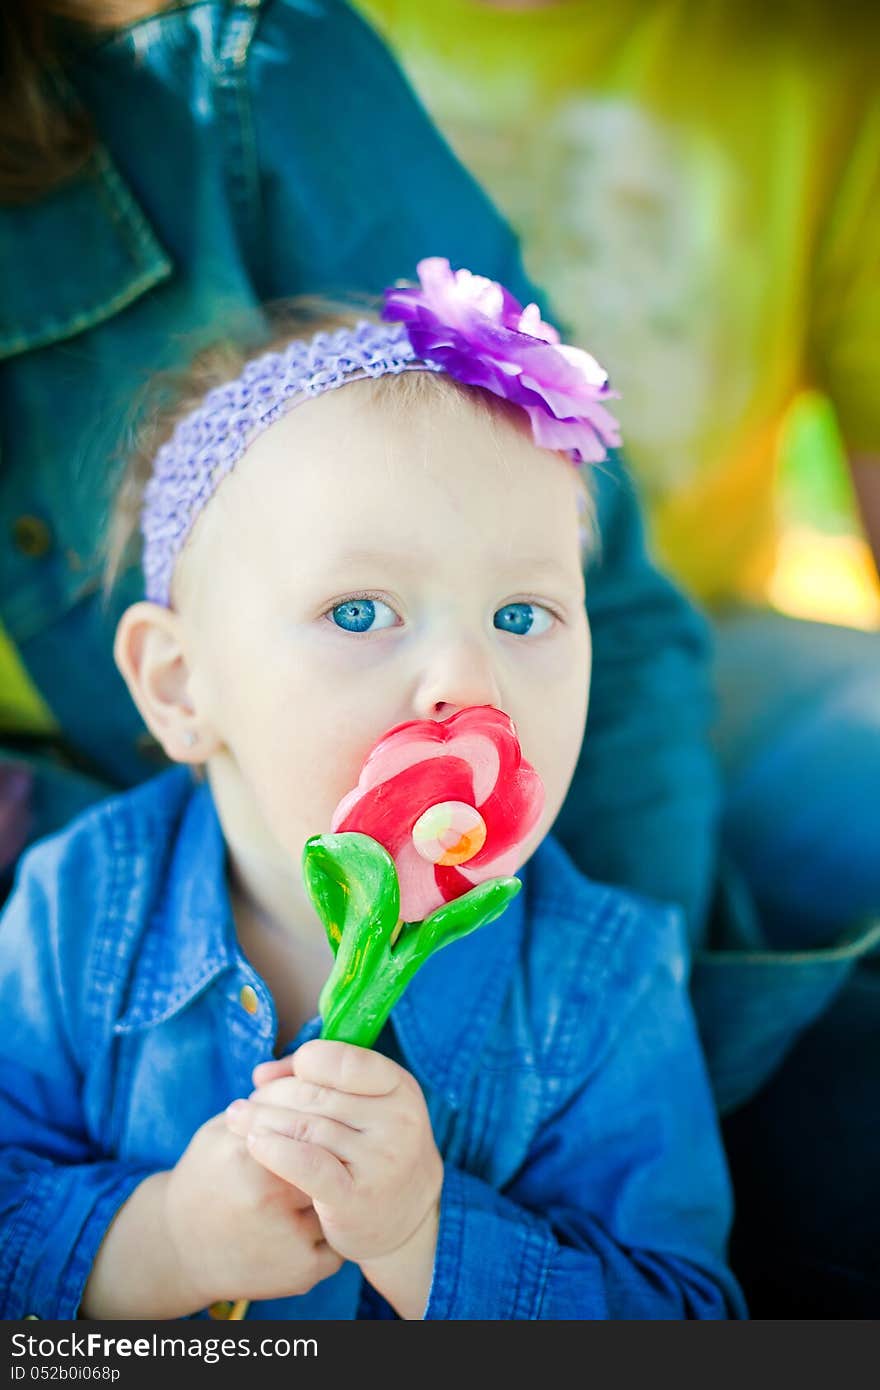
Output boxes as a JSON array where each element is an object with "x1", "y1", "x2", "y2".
[
  {"x1": 321, "y1": 546, "x2": 425, "y2": 577},
  {"x1": 322, "y1": 547, "x2": 579, "y2": 590},
  {"x1": 504, "y1": 556, "x2": 581, "y2": 587}
]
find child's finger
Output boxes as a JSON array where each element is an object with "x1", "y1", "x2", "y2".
[
  {"x1": 226, "y1": 1098, "x2": 360, "y2": 1164},
  {"x1": 246, "y1": 1127, "x2": 353, "y2": 1205},
  {"x1": 252, "y1": 1056, "x2": 294, "y2": 1086},
  {"x1": 248, "y1": 1075, "x2": 371, "y2": 1128},
  {"x1": 291, "y1": 1038, "x2": 404, "y2": 1096}
]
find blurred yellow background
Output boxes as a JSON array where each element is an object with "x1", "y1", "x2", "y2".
[
  {"x1": 357, "y1": 0, "x2": 880, "y2": 634},
  {"x1": 772, "y1": 391, "x2": 879, "y2": 630}
]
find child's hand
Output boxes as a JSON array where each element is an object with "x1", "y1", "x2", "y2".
[
  {"x1": 225, "y1": 1040, "x2": 443, "y2": 1297},
  {"x1": 163, "y1": 1109, "x2": 343, "y2": 1308}
]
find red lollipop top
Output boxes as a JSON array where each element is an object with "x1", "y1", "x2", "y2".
[{"x1": 330, "y1": 705, "x2": 545, "y2": 924}]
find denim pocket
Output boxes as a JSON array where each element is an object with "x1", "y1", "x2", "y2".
[{"x1": 692, "y1": 912, "x2": 880, "y2": 1116}]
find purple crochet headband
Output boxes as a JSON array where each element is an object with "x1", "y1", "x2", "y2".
[{"x1": 141, "y1": 257, "x2": 621, "y2": 605}]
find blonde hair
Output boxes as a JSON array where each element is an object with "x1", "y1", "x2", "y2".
[{"x1": 105, "y1": 298, "x2": 596, "y2": 597}]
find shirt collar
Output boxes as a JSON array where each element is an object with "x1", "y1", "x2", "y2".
[
  {"x1": 116, "y1": 775, "x2": 237, "y2": 1033},
  {"x1": 0, "y1": 144, "x2": 171, "y2": 363},
  {"x1": 0, "y1": 2, "x2": 274, "y2": 360}
]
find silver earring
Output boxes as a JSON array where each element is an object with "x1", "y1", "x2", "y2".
[{"x1": 183, "y1": 730, "x2": 198, "y2": 748}]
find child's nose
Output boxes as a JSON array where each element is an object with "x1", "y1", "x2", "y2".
[{"x1": 412, "y1": 636, "x2": 502, "y2": 721}]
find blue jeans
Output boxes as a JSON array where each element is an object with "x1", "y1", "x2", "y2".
[
  {"x1": 711, "y1": 609, "x2": 880, "y2": 1316},
  {"x1": 723, "y1": 966, "x2": 880, "y2": 1316},
  {"x1": 714, "y1": 610, "x2": 880, "y2": 947}
]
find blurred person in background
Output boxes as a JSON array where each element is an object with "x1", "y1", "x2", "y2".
[{"x1": 356, "y1": 0, "x2": 880, "y2": 1316}]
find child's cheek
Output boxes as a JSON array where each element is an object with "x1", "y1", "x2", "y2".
[
  {"x1": 309, "y1": 627, "x2": 405, "y2": 678},
  {"x1": 248, "y1": 707, "x2": 385, "y2": 852},
  {"x1": 507, "y1": 639, "x2": 590, "y2": 824}
]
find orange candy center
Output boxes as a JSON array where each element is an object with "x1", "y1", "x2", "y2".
[{"x1": 412, "y1": 801, "x2": 488, "y2": 866}]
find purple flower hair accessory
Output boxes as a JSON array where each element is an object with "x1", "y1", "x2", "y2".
[{"x1": 382, "y1": 257, "x2": 621, "y2": 464}]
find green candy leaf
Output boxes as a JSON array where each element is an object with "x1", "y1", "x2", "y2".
[
  {"x1": 303, "y1": 832, "x2": 521, "y2": 1050},
  {"x1": 392, "y1": 876, "x2": 522, "y2": 984},
  {"x1": 303, "y1": 832, "x2": 399, "y2": 957}
]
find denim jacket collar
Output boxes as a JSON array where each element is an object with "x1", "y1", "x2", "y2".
[
  {"x1": 0, "y1": 143, "x2": 172, "y2": 362},
  {"x1": 0, "y1": 0, "x2": 267, "y2": 361},
  {"x1": 115, "y1": 772, "x2": 526, "y2": 1108},
  {"x1": 115, "y1": 777, "x2": 237, "y2": 1032}
]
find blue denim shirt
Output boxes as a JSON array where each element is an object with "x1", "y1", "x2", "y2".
[
  {"x1": 0, "y1": 768, "x2": 744, "y2": 1320},
  {"x1": 0, "y1": 0, "x2": 719, "y2": 944}
]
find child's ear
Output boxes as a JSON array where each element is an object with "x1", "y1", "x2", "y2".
[{"x1": 113, "y1": 602, "x2": 219, "y2": 765}]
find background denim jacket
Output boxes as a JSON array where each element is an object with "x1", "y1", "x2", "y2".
[
  {"x1": 0, "y1": 768, "x2": 745, "y2": 1320},
  {"x1": 0, "y1": 0, "x2": 719, "y2": 939}
]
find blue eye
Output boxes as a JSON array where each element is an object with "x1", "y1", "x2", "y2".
[
  {"x1": 329, "y1": 598, "x2": 399, "y2": 633},
  {"x1": 493, "y1": 602, "x2": 553, "y2": 636}
]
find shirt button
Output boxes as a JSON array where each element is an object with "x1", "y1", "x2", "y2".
[
  {"x1": 239, "y1": 984, "x2": 259, "y2": 1015},
  {"x1": 12, "y1": 515, "x2": 53, "y2": 558}
]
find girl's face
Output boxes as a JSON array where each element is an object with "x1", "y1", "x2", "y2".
[{"x1": 177, "y1": 378, "x2": 591, "y2": 890}]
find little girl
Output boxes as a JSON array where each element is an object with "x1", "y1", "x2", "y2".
[{"x1": 0, "y1": 260, "x2": 744, "y2": 1320}]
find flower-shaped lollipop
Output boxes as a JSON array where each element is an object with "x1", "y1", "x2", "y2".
[
  {"x1": 303, "y1": 706, "x2": 545, "y2": 1048},
  {"x1": 331, "y1": 704, "x2": 544, "y2": 922}
]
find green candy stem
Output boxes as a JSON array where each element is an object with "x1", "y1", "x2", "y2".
[{"x1": 303, "y1": 832, "x2": 521, "y2": 1049}]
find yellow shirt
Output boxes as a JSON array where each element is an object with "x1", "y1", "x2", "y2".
[
  {"x1": 0, "y1": 627, "x2": 56, "y2": 734},
  {"x1": 357, "y1": 0, "x2": 880, "y2": 606}
]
